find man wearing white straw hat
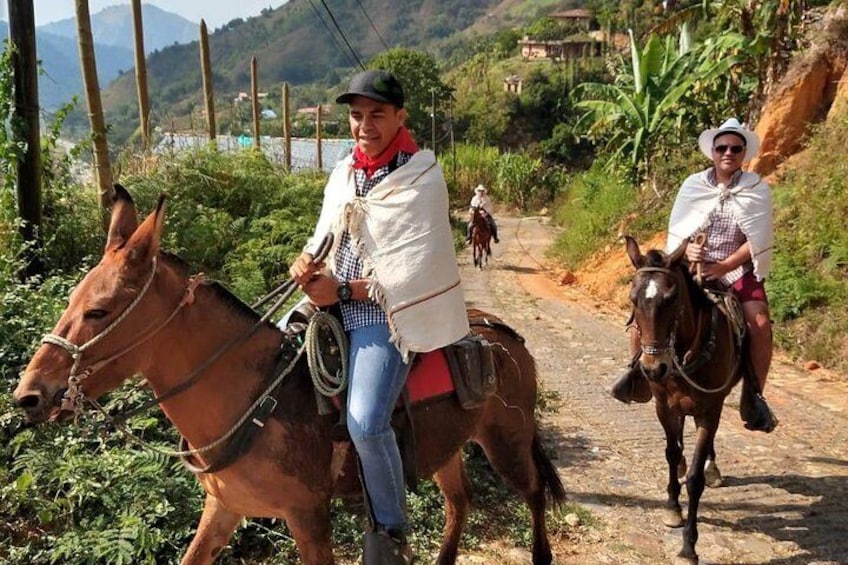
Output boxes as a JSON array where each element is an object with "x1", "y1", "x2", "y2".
[
  {"x1": 611, "y1": 118, "x2": 778, "y2": 433},
  {"x1": 466, "y1": 184, "x2": 499, "y2": 243}
]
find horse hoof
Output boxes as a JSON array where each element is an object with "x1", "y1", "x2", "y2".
[
  {"x1": 704, "y1": 460, "x2": 723, "y2": 488},
  {"x1": 662, "y1": 507, "x2": 684, "y2": 528},
  {"x1": 677, "y1": 456, "x2": 688, "y2": 482},
  {"x1": 674, "y1": 553, "x2": 698, "y2": 565}
]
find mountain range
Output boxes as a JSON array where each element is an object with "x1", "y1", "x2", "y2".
[
  {"x1": 96, "y1": 0, "x2": 584, "y2": 133},
  {"x1": 2, "y1": 4, "x2": 196, "y2": 111}
]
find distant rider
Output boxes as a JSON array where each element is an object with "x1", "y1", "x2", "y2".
[{"x1": 466, "y1": 184, "x2": 499, "y2": 244}]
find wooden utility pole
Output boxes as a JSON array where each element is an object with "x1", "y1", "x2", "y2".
[
  {"x1": 430, "y1": 89, "x2": 437, "y2": 154},
  {"x1": 282, "y1": 83, "x2": 291, "y2": 172},
  {"x1": 8, "y1": 0, "x2": 43, "y2": 277},
  {"x1": 316, "y1": 105, "x2": 323, "y2": 171},
  {"x1": 251, "y1": 55, "x2": 260, "y2": 148},
  {"x1": 75, "y1": 0, "x2": 113, "y2": 211},
  {"x1": 200, "y1": 19, "x2": 216, "y2": 141},
  {"x1": 131, "y1": 0, "x2": 150, "y2": 150}
]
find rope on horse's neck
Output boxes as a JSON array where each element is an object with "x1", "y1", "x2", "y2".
[
  {"x1": 305, "y1": 311, "x2": 349, "y2": 397},
  {"x1": 87, "y1": 339, "x2": 308, "y2": 458}
]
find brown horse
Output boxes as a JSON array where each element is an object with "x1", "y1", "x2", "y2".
[
  {"x1": 625, "y1": 236, "x2": 745, "y2": 565},
  {"x1": 470, "y1": 206, "x2": 492, "y2": 269},
  {"x1": 13, "y1": 186, "x2": 565, "y2": 565}
]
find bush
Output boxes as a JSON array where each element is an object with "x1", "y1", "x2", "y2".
[{"x1": 550, "y1": 164, "x2": 639, "y2": 269}]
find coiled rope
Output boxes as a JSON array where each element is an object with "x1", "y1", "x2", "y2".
[{"x1": 305, "y1": 310, "x2": 349, "y2": 397}]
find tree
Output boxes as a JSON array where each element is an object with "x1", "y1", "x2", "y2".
[
  {"x1": 366, "y1": 48, "x2": 451, "y2": 142},
  {"x1": 8, "y1": 0, "x2": 43, "y2": 277},
  {"x1": 574, "y1": 28, "x2": 740, "y2": 182}
]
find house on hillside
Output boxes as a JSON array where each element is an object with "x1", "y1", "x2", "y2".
[
  {"x1": 519, "y1": 33, "x2": 603, "y2": 61},
  {"x1": 233, "y1": 91, "x2": 270, "y2": 104},
  {"x1": 297, "y1": 105, "x2": 333, "y2": 120},
  {"x1": 504, "y1": 75, "x2": 523, "y2": 94}
]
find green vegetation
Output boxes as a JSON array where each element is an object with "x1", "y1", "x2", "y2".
[{"x1": 5, "y1": 0, "x2": 848, "y2": 562}]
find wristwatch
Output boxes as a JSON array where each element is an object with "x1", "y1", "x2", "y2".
[{"x1": 336, "y1": 280, "x2": 353, "y2": 304}]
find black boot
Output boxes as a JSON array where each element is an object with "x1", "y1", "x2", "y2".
[
  {"x1": 363, "y1": 528, "x2": 413, "y2": 565},
  {"x1": 740, "y1": 383, "x2": 778, "y2": 433},
  {"x1": 610, "y1": 364, "x2": 652, "y2": 404}
]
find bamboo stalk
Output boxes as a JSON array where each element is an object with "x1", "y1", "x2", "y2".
[
  {"x1": 251, "y1": 55, "x2": 260, "y2": 148},
  {"x1": 131, "y1": 0, "x2": 150, "y2": 150},
  {"x1": 75, "y1": 0, "x2": 113, "y2": 211},
  {"x1": 316, "y1": 104, "x2": 323, "y2": 170},
  {"x1": 282, "y1": 83, "x2": 291, "y2": 172},
  {"x1": 200, "y1": 19, "x2": 216, "y2": 141}
]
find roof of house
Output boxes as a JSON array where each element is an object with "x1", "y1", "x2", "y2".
[{"x1": 550, "y1": 8, "x2": 593, "y2": 19}]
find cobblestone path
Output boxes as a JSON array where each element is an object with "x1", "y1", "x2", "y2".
[{"x1": 459, "y1": 215, "x2": 848, "y2": 565}]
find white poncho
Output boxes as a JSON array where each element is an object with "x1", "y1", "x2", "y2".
[
  {"x1": 665, "y1": 169, "x2": 774, "y2": 280},
  {"x1": 304, "y1": 150, "x2": 469, "y2": 360}
]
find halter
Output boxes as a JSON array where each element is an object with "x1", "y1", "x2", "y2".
[{"x1": 40, "y1": 257, "x2": 205, "y2": 414}]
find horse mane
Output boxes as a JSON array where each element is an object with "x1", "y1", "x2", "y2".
[
  {"x1": 160, "y1": 252, "x2": 278, "y2": 330},
  {"x1": 677, "y1": 260, "x2": 713, "y2": 311},
  {"x1": 640, "y1": 249, "x2": 712, "y2": 311}
]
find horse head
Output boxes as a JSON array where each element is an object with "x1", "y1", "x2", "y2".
[
  {"x1": 14, "y1": 185, "x2": 175, "y2": 423},
  {"x1": 625, "y1": 235, "x2": 688, "y2": 382}
]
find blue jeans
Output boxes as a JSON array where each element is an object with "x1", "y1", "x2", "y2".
[{"x1": 347, "y1": 323, "x2": 412, "y2": 532}]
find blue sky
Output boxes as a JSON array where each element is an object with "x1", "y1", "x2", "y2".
[{"x1": 9, "y1": 1, "x2": 289, "y2": 29}]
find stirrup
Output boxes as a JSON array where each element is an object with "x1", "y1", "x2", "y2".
[{"x1": 363, "y1": 529, "x2": 414, "y2": 565}]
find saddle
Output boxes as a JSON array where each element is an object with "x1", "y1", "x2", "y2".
[{"x1": 287, "y1": 307, "x2": 502, "y2": 492}]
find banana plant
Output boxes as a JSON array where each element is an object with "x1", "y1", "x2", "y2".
[{"x1": 573, "y1": 27, "x2": 742, "y2": 181}]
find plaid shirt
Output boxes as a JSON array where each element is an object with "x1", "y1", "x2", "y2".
[
  {"x1": 704, "y1": 168, "x2": 750, "y2": 286},
  {"x1": 335, "y1": 151, "x2": 413, "y2": 330}
]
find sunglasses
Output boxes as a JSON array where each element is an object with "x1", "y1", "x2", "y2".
[{"x1": 713, "y1": 144, "x2": 745, "y2": 155}]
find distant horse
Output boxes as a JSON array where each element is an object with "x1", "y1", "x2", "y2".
[
  {"x1": 624, "y1": 236, "x2": 745, "y2": 565},
  {"x1": 470, "y1": 206, "x2": 492, "y2": 269},
  {"x1": 14, "y1": 185, "x2": 565, "y2": 565}
]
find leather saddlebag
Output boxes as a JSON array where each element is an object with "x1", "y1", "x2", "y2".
[{"x1": 443, "y1": 334, "x2": 497, "y2": 409}]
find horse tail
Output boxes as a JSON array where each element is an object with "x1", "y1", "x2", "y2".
[{"x1": 532, "y1": 432, "x2": 566, "y2": 506}]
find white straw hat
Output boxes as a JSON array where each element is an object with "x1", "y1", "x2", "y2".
[
  {"x1": 474, "y1": 184, "x2": 487, "y2": 193},
  {"x1": 697, "y1": 118, "x2": 760, "y2": 161}
]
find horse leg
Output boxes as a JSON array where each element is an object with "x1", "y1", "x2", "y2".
[
  {"x1": 679, "y1": 416, "x2": 720, "y2": 564},
  {"x1": 657, "y1": 405, "x2": 685, "y2": 528},
  {"x1": 286, "y1": 500, "x2": 335, "y2": 565},
  {"x1": 432, "y1": 451, "x2": 472, "y2": 565},
  {"x1": 181, "y1": 495, "x2": 242, "y2": 565},
  {"x1": 478, "y1": 433, "x2": 554, "y2": 565}
]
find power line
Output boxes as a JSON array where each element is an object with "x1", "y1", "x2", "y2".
[
  {"x1": 355, "y1": 0, "x2": 389, "y2": 51},
  {"x1": 305, "y1": 0, "x2": 359, "y2": 69},
  {"x1": 318, "y1": 0, "x2": 367, "y2": 70}
]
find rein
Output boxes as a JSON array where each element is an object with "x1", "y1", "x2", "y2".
[{"x1": 634, "y1": 265, "x2": 737, "y2": 395}]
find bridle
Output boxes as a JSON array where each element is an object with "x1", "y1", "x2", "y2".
[
  {"x1": 40, "y1": 256, "x2": 205, "y2": 414},
  {"x1": 633, "y1": 266, "x2": 681, "y2": 358},
  {"x1": 633, "y1": 264, "x2": 737, "y2": 394}
]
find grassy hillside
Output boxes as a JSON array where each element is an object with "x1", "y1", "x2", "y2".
[{"x1": 98, "y1": 0, "x2": 588, "y2": 143}]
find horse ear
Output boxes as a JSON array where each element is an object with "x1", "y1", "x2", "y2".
[
  {"x1": 105, "y1": 184, "x2": 138, "y2": 251},
  {"x1": 124, "y1": 194, "x2": 167, "y2": 265},
  {"x1": 666, "y1": 240, "x2": 688, "y2": 266},
  {"x1": 624, "y1": 235, "x2": 642, "y2": 268}
]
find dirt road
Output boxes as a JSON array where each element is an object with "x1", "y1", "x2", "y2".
[{"x1": 458, "y1": 215, "x2": 848, "y2": 565}]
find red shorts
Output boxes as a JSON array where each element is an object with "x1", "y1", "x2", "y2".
[{"x1": 731, "y1": 271, "x2": 767, "y2": 303}]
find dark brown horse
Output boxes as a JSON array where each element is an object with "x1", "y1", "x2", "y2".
[
  {"x1": 470, "y1": 206, "x2": 492, "y2": 269},
  {"x1": 13, "y1": 186, "x2": 565, "y2": 565},
  {"x1": 625, "y1": 236, "x2": 744, "y2": 564}
]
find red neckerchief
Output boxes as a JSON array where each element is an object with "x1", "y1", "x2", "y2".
[{"x1": 352, "y1": 126, "x2": 419, "y2": 179}]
